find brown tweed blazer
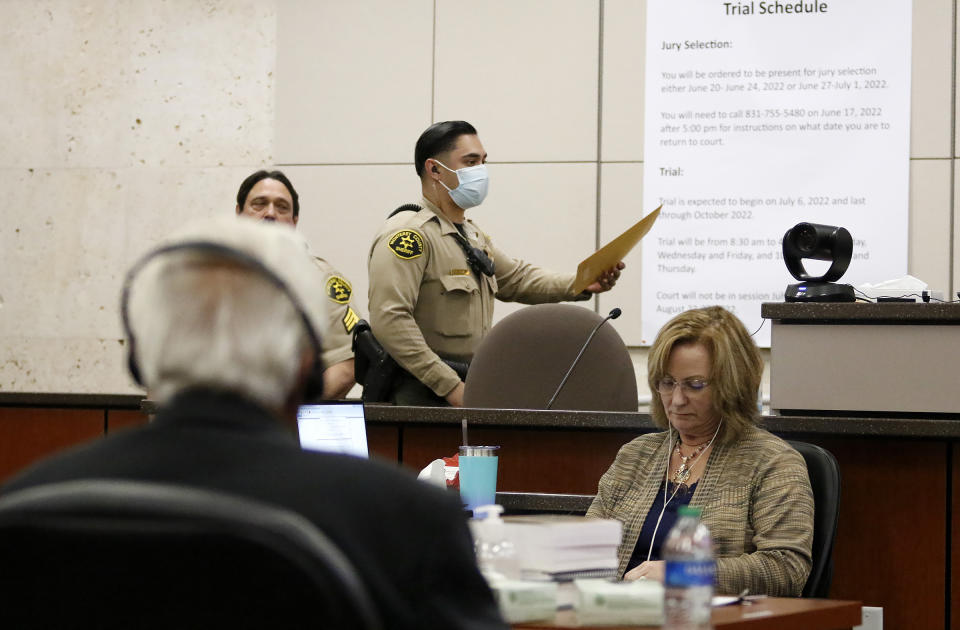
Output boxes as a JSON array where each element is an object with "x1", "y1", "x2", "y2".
[{"x1": 587, "y1": 424, "x2": 813, "y2": 597}]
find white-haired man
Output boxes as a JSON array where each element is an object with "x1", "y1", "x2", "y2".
[{"x1": 1, "y1": 218, "x2": 507, "y2": 630}]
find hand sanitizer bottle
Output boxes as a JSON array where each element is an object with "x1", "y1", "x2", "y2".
[{"x1": 470, "y1": 504, "x2": 520, "y2": 581}]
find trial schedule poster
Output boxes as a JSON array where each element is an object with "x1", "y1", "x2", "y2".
[{"x1": 641, "y1": 0, "x2": 911, "y2": 345}]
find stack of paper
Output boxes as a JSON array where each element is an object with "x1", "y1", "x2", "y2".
[
  {"x1": 486, "y1": 578, "x2": 558, "y2": 624},
  {"x1": 503, "y1": 515, "x2": 622, "y2": 581},
  {"x1": 574, "y1": 578, "x2": 664, "y2": 626}
]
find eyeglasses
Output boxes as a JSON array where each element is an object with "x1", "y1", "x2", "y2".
[{"x1": 656, "y1": 377, "x2": 710, "y2": 396}]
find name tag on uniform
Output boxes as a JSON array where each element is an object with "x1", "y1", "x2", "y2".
[{"x1": 449, "y1": 269, "x2": 471, "y2": 276}]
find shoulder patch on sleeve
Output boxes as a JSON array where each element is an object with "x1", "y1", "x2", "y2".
[
  {"x1": 325, "y1": 276, "x2": 353, "y2": 304},
  {"x1": 342, "y1": 306, "x2": 359, "y2": 333},
  {"x1": 387, "y1": 229, "x2": 425, "y2": 260}
]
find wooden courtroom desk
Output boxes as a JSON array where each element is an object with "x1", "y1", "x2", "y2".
[
  {"x1": 362, "y1": 405, "x2": 955, "y2": 630},
  {"x1": 514, "y1": 598, "x2": 862, "y2": 630},
  {"x1": 762, "y1": 302, "x2": 960, "y2": 416},
  {"x1": 3, "y1": 394, "x2": 958, "y2": 628},
  {"x1": 0, "y1": 394, "x2": 146, "y2": 482}
]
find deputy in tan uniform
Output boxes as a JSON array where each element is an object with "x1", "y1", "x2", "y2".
[
  {"x1": 236, "y1": 170, "x2": 361, "y2": 399},
  {"x1": 368, "y1": 121, "x2": 624, "y2": 407}
]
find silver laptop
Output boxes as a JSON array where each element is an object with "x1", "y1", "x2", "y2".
[{"x1": 296, "y1": 402, "x2": 368, "y2": 458}]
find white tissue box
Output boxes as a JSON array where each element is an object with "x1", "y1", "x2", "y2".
[
  {"x1": 573, "y1": 578, "x2": 664, "y2": 626},
  {"x1": 488, "y1": 579, "x2": 558, "y2": 623}
]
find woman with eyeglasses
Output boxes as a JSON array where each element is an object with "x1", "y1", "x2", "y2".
[{"x1": 586, "y1": 306, "x2": 814, "y2": 597}]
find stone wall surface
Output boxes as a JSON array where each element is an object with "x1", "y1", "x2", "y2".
[
  {"x1": 0, "y1": 0, "x2": 955, "y2": 398},
  {"x1": 0, "y1": 1, "x2": 276, "y2": 393}
]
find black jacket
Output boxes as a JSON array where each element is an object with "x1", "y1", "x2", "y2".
[{"x1": 2, "y1": 389, "x2": 506, "y2": 630}]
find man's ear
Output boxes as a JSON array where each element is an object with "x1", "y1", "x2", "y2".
[
  {"x1": 235, "y1": 204, "x2": 242, "y2": 215},
  {"x1": 293, "y1": 213, "x2": 299, "y2": 226}
]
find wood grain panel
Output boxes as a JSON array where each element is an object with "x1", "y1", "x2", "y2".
[
  {"x1": 367, "y1": 424, "x2": 400, "y2": 463},
  {"x1": 807, "y1": 437, "x2": 946, "y2": 630},
  {"x1": 401, "y1": 426, "x2": 641, "y2": 494},
  {"x1": 106, "y1": 409, "x2": 149, "y2": 433},
  {"x1": 953, "y1": 442, "x2": 960, "y2": 630},
  {"x1": 516, "y1": 597, "x2": 862, "y2": 629},
  {"x1": 0, "y1": 408, "x2": 104, "y2": 484}
]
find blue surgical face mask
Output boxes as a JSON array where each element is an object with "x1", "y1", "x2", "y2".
[{"x1": 434, "y1": 160, "x2": 489, "y2": 210}]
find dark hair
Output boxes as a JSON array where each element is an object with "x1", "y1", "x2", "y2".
[
  {"x1": 414, "y1": 121, "x2": 478, "y2": 177},
  {"x1": 236, "y1": 170, "x2": 300, "y2": 218}
]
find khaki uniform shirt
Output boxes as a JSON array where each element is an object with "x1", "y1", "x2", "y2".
[
  {"x1": 587, "y1": 424, "x2": 814, "y2": 597},
  {"x1": 368, "y1": 197, "x2": 578, "y2": 397},
  {"x1": 312, "y1": 256, "x2": 361, "y2": 368}
]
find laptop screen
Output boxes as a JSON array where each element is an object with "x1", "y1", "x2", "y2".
[{"x1": 296, "y1": 402, "x2": 368, "y2": 458}]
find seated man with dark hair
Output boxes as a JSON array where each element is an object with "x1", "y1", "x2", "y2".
[
  {"x1": 1, "y1": 218, "x2": 507, "y2": 630},
  {"x1": 236, "y1": 169, "x2": 360, "y2": 399}
]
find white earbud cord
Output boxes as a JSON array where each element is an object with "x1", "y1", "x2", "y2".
[{"x1": 644, "y1": 418, "x2": 723, "y2": 563}]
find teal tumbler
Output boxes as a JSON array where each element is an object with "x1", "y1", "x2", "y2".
[{"x1": 458, "y1": 445, "x2": 500, "y2": 513}]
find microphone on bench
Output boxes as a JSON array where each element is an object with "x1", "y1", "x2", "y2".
[{"x1": 545, "y1": 308, "x2": 622, "y2": 410}]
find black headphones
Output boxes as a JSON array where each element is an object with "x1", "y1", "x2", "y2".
[{"x1": 120, "y1": 241, "x2": 326, "y2": 402}]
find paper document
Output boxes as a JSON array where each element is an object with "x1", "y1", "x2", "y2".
[
  {"x1": 572, "y1": 206, "x2": 661, "y2": 294},
  {"x1": 502, "y1": 515, "x2": 622, "y2": 576}
]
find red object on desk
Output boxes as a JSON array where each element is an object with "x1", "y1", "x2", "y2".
[{"x1": 443, "y1": 453, "x2": 460, "y2": 489}]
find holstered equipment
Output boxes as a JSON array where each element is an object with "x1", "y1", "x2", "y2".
[
  {"x1": 352, "y1": 319, "x2": 399, "y2": 403},
  {"x1": 352, "y1": 319, "x2": 470, "y2": 403},
  {"x1": 442, "y1": 358, "x2": 470, "y2": 381}
]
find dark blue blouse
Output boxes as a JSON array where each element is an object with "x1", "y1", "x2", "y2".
[{"x1": 625, "y1": 480, "x2": 698, "y2": 571}]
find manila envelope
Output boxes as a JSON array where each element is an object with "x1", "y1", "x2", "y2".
[{"x1": 572, "y1": 205, "x2": 661, "y2": 294}]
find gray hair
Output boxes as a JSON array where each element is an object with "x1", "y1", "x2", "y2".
[{"x1": 126, "y1": 218, "x2": 325, "y2": 410}]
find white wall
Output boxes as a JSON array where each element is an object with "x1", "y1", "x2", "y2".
[{"x1": 0, "y1": 0, "x2": 955, "y2": 398}]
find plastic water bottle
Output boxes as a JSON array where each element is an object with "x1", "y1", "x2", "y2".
[
  {"x1": 470, "y1": 504, "x2": 520, "y2": 581},
  {"x1": 663, "y1": 506, "x2": 715, "y2": 630}
]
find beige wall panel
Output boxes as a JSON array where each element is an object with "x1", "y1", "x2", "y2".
[
  {"x1": 954, "y1": 160, "x2": 960, "y2": 299},
  {"x1": 912, "y1": 0, "x2": 952, "y2": 158},
  {"x1": 0, "y1": 1, "x2": 275, "y2": 170},
  {"x1": 0, "y1": 0, "x2": 275, "y2": 395},
  {"x1": 628, "y1": 347, "x2": 651, "y2": 401},
  {"x1": 908, "y1": 159, "x2": 952, "y2": 293},
  {"x1": 3, "y1": 169, "x2": 126, "y2": 341},
  {"x1": 284, "y1": 164, "x2": 420, "y2": 316},
  {"x1": 957, "y1": 3, "x2": 960, "y2": 158},
  {"x1": 434, "y1": 0, "x2": 599, "y2": 163},
  {"x1": 596, "y1": 163, "x2": 645, "y2": 345},
  {"x1": 275, "y1": 1, "x2": 433, "y2": 165},
  {"x1": 2, "y1": 166, "x2": 252, "y2": 340},
  {"x1": 469, "y1": 163, "x2": 597, "y2": 323},
  {"x1": 0, "y1": 336, "x2": 137, "y2": 394},
  {"x1": 128, "y1": 166, "x2": 259, "y2": 258},
  {"x1": 601, "y1": 0, "x2": 645, "y2": 162}
]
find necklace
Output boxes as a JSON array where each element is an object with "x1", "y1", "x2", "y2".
[
  {"x1": 672, "y1": 441, "x2": 710, "y2": 487},
  {"x1": 644, "y1": 420, "x2": 723, "y2": 564}
]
